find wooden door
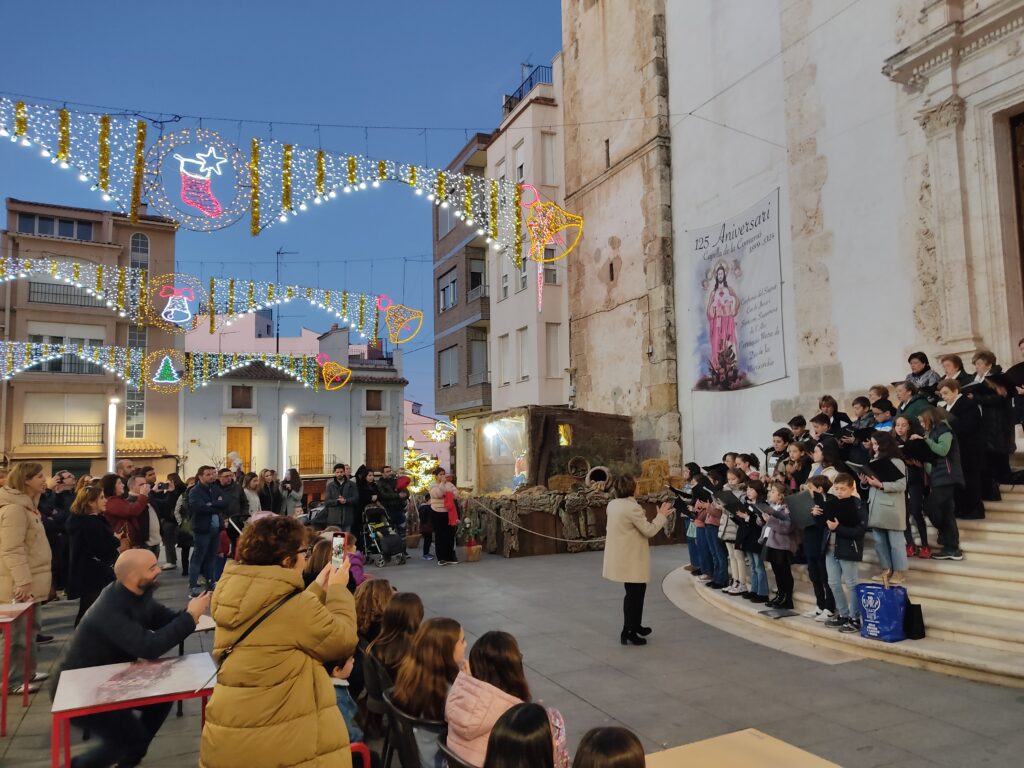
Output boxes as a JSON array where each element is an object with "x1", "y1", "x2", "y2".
[
  {"x1": 226, "y1": 427, "x2": 251, "y2": 472},
  {"x1": 298, "y1": 426, "x2": 324, "y2": 475},
  {"x1": 365, "y1": 427, "x2": 387, "y2": 470}
]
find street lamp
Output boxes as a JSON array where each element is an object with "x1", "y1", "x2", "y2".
[
  {"x1": 281, "y1": 407, "x2": 294, "y2": 475},
  {"x1": 406, "y1": 436, "x2": 416, "y2": 450},
  {"x1": 107, "y1": 397, "x2": 120, "y2": 473}
]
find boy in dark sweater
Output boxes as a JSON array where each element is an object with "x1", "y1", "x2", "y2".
[{"x1": 821, "y1": 474, "x2": 868, "y2": 633}]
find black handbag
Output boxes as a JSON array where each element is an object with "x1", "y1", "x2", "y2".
[{"x1": 903, "y1": 597, "x2": 926, "y2": 640}]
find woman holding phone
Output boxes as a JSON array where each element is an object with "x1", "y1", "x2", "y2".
[{"x1": 602, "y1": 473, "x2": 672, "y2": 646}]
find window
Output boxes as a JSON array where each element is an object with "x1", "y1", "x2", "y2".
[
  {"x1": 495, "y1": 159, "x2": 505, "y2": 183},
  {"x1": 77, "y1": 221, "x2": 93, "y2": 241},
  {"x1": 366, "y1": 389, "x2": 383, "y2": 411},
  {"x1": 58, "y1": 219, "x2": 75, "y2": 238},
  {"x1": 498, "y1": 334, "x2": 510, "y2": 385},
  {"x1": 516, "y1": 326, "x2": 529, "y2": 381},
  {"x1": 37, "y1": 217, "x2": 54, "y2": 236},
  {"x1": 17, "y1": 213, "x2": 34, "y2": 234},
  {"x1": 517, "y1": 259, "x2": 528, "y2": 292},
  {"x1": 545, "y1": 323, "x2": 561, "y2": 378},
  {"x1": 127, "y1": 326, "x2": 147, "y2": 349},
  {"x1": 543, "y1": 258, "x2": 558, "y2": 285},
  {"x1": 514, "y1": 143, "x2": 525, "y2": 183},
  {"x1": 15, "y1": 214, "x2": 92, "y2": 240},
  {"x1": 438, "y1": 269, "x2": 457, "y2": 312},
  {"x1": 130, "y1": 233, "x2": 150, "y2": 270},
  {"x1": 231, "y1": 385, "x2": 254, "y2": 410},
  {"x1": 124, "y1": 384, "x2": 145, "y2": 438},
  {"x1": 468, "y1": 328, "x2": 488, "y2": 385},
  {"x1": 469, "y1": 259, "x2": 485, "y2": 290},
  {"x1": 437, "y1": 205, "x2": 454, "y2": 238},
  {"x1": 542, "y1": 133, "x2": 556, "y2": 185},
  {"x1": 439, "y1": 346, "x2": 458, "y2": 388},
  {"x1": 500, "y1": 273, "x2": 509, "y2": 300}
]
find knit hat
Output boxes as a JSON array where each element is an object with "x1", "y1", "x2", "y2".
[{"x1": 396, "y1": 476, "x2": 411, "y2": 491}]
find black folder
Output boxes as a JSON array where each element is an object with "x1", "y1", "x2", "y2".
[
  {"x1": 846, "y1": 458, "x2": 905, "y2": 482},
  {"x1": 901, "y1": 440, "x2": 939, "y2": 463},
  {"x1": 784, "y1": 491, "x2": 818, "y2": 530}
]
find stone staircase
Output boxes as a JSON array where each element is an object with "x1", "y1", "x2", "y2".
[{"x1": 689, "y1": 484, "x2": 1024, "y2": 687}]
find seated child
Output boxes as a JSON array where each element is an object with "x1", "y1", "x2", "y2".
[{"x1": 325, "y1": 657, "x2": 381, "y2": 767}]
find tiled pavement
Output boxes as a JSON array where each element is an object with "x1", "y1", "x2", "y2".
[{"x1": 4, "y1": 546, "x2": 1024, "y2": 767}]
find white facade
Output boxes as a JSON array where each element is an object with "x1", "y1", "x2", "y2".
[
  {"x1": 486, "y1": 53, "x2": 571, "y2": 411},
  {"x1": 666, "y1": 0, "x2": 1024, "y2": 462}
]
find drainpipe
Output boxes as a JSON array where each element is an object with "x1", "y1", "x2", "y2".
[{"x1": 1, "y1": 236, "x2": 13, "y2": 463}]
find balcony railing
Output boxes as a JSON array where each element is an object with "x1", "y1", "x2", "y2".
[
  {"x1": 24, "y1": 423, "x2": 104, "y2": 445},
  {"x1": 348, "y1": 357, "x2": 395, "y2": 368},
  {"x1": 467, "y1": 284, "x2": 489, "y2": 302},
  {"x1": 289, "y1": 453, "x2": 339, "y2": 476},
  {"x1": 502, "y1": 65, "x2": 554, "y2": 116},
  {"x1": 28, "y1": 282, "x2": 106, "y2": 308},
  {"x1": 468, "y1": 370, "x2": 490, "y2": 386}
]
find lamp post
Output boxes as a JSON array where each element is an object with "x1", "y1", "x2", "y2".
[
  {"x1": 406, "y1": 436, "x2": 416, "y2": 450},
  {"x1": 107, "y1": 397, "x2": 120, "y2": 473},
  {"x1": 281, "y1": 407, "x2": 294, "y2": 476}
]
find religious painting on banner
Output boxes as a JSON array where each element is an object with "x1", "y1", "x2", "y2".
[{"x1": 689, "y1": 188, "x2": 786, "y2": 392}]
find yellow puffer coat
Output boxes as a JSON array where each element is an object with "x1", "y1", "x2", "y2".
[
  {"x1": 0, "y1": 486, "x2": 51, "y2": 602},
  {"x1": 199, "y1": 561, "x2": 358, "y2": 768}
]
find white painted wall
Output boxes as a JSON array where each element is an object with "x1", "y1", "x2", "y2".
[{"x1": 667, "y1": 0, "x2": 915, "y2": 462}]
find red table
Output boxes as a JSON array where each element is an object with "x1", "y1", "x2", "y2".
[
  {"x1": 0, "y1": 601, "x2": 34, "y2": 737},
  {"x1": 50, "y1": 653, "x2": 215, "y2": 768}
]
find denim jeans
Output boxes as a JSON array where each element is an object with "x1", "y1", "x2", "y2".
[
  {"x1": 686, "y1": 533, "x2": 700, "y2": 571},
  {"x1": 747, "y1": 551, "x2": 769, "y2": 596},
  {"x1": 694, "y1": 527, "x2": 710, "y2": 574},
  {"x1": 825, "y1": 550, "x2": 860, "y2": 619},
  {"x1": 874, "y1": 528, "x2": 908, "y2": 572},
  {"x1": 189, "y1": 528, "x2": 218, "y2": 591},
  {"x1": 702, "y1": 525, "x2": 729, "y2": 584}
]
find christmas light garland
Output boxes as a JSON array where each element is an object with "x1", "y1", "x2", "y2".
[{"x1": 0, "y1": 254, "x2": 413, "y2": 340}]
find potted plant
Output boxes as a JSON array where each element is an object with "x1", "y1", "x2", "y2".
[{"x1": 456, "y1": 515, "x2": 483, "y2": 562}]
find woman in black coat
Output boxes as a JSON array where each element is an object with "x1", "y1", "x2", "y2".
[
  {"x1": 66, "y1": 484, "x2": 119, "y2": 626},
  {"x1": 970, "y1": 375, "x2": 1017, "y2": 500}
]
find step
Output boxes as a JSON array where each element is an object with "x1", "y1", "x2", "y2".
[
  {"x1": 859, "y1": 548, "x2": 1024, "y2": 588},
  {"x1": 872, "y1": 530, "x2": 1024, "y2": 567},
  {"x1": 681, "y1": 570, "x2": 1024, "y2": 688},
  {"x1": 788, "y1": 591, "x2": 1024, "y2": 655},
  {"x1": 924, "y1": 520, "x2": 1024, "y2": 544}
]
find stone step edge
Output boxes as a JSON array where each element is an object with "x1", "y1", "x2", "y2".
[
  {"x1": 680, "y1": 569, "x2": 1024, "y2": 689},
  {"x1": 859, "y1": 550, "x2": 1024, "y2": 585}
]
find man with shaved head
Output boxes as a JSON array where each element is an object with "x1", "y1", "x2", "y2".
[{"x1": 51, "y1": 549, "x2": 210, "y2": 768}]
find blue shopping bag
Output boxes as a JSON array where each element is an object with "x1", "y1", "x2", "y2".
[{"x1": 855, "y1": 583, "x2": 907, "y2": 643}]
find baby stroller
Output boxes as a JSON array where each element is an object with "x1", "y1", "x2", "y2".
[{"x1": 362, "y1": 503, "x2": 407, "y2": 567}]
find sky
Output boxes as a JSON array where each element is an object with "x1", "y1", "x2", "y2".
[{"x1": 0, "y1": 0, "x2": 563, "y2": 417}]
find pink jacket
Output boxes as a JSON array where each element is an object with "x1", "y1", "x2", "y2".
[{"x1": 444, "y1": 672, "x2": 569, "y2": 768}]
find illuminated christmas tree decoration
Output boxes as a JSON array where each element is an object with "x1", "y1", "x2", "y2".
[{"x1": 153, "y1": 355, "x2": 179, "y2": 384}]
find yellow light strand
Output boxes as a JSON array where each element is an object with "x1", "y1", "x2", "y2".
[
  {"x1": 464, "y1": 176, "x2": 473, "y2": 221},
  {"x1": 72, "y1": 263, "x2": 80, "y2": 284},
  {"x1": 347, "y1": 155, "x2": 357, "y2": 185},
  {"x1": 437, "y1": 171, "x2": 446, "y2": 202},
  {"x1": 14, "y1": 101, "x2": 27, "y2": 137},
  {"x1": 209, "y1": 277, "x2": 216, "y2": 334},
  {"x1": 514, "y1": 184, "x2": 523, "y2": 267},
  {"x1": 372, "y1": 305, "x2": 379, "y2": 345},
  {"x1": 316, "y1": 149, "x2": 325, "y2": 197},
  {"x1": 490, "y1": 180, "x2": 499, "y2": 240},
  {"x1": 129, "y1": 121, "x2": 147, "y2": 221},
  {"x1": 202, "y1": 353, "x2": 209, "y2": 384},
  {"x1": 96, "y1": 264, "x2": 104, "y2": 294},
  {"x1": 359, "y1": 294, "x2": 365, "y2": 330},
  {"x1": 57, "y1": 108, "x2": 70, "y2": 161},
  {"x1": 282, "y1": 143, "x2": 293, "y2": 212},
  {"x1": 378, "y1": 160, "x2": 387, "y2": 181},
  {"x1": 227, "y1": 278, "x2": 235, "y2": 316},
  {"x1": 340, "y1": 290, "x2": 347, "y2": 317},
  {"x1": 267, "y1": 283, "x2": 275, "y2": 304},
  {"x1": 250, "y1": 139, "x2": 261, "y2": 236},
  {"x1": 50, "y1": 260, "x2": 58, "y2": 277},
  {"x1": 286, "y1": 285, "x2": 294, "y2": 300},
  {"x1": 98, "y1": 115, "x2": 110, "y2": 192},
  {"x1": 409, "y1": 166, "x2": 418, "y2": 188},
  {"x1": 116, "y1": 266, "x2": 126, "y2": 310},
  {"x1": 108, "y1": 347, "x2": 116, "y2": 367},
  {"x1": 248, "y1": 281, "x2": 255, "y2": 311}
]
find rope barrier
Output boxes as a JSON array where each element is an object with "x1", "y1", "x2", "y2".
[{"x1": 464, "y1": 496, "x2": 608, "y2": 545}]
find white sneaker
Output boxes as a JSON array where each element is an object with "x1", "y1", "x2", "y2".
[
  {"x1": 802, "y1": 608, "x2": 820, "y2": 619},
  {"x1": 31, "y1": 672, "x2": 49, "y2": 683},
  {"x1": 814, "y1": 609, "x2": 834, "y2": 623},
  {"x1": 159, "y1": 562, "x2": 175, "y2": 571},
  {"x1": 699, "y1": 575, "x2": 712, "y2": 582},
  {"x1": 9, "y1": 682, "x2": 41, "y2": 695}
]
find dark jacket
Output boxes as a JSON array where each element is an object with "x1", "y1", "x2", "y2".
[
  {"x1": 802, "y1": 492, "x2": 830, "y2": 559},
  {"x1": 103, "y1": 494, "x2": 150, "y2": 547},
  {"x1": 188, "y1": 481, "x2": 226, "y2": 535},
  {"x1": 733, "y1": 504, "x2": 764, "y2": 554},
  {"x1": 39, "y1": 489, "x2": 74, "y2": 533},
  {"x1": 971, "y1": 387, "x2": 1016, "y2": 455},
  {"x1": 65, "y1": 513, "x2": 118, "y2": 599},
  {"x1": 824, "y1": 496, "x2": 868, "y2": 561},
  {"x1": 323, "y1": 477, "x2": 358, "y2": 527},
  {"x1": 258, "y1": 482, "x2": 284, "y2": 516},
  {"x1": 947, "y1": 395, "x2": 984, "y2": 451},
  {"x1": 924, "y1": 424, "x2": 964, "y2": 488},
  {"x1": 375, "y1": 476, "x2": 403, "y2": 515},
  {"x1": 898, "y1": 395, "x2": 930, "y2": 422},
  {"x1": 826, "y1": 412, "x2": 852, "y2": 437},
  {"x1": 219, "y1": 481, "x2": 246, "y2": 519},
  {"x1": 51, "y1": 581, "x2": 196, "y2": 697}
]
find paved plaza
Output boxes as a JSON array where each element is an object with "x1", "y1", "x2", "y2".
[{"x1": 4, "y1": 546, "x2": 1024, "y2": 767}]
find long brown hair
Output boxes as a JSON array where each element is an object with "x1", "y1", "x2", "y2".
[
  {"x1": 70, "y1": 485, "x2": 104, "y2": 515},
  {"x1": 469, "y1": 631, "x2": 531, "y2": 702},
  {"x1": 571, "y1": 727, "x2": 645, "y2": 768},
  {"x1": 392, "y1": 617, "x2": 462, "y2": 719},
  {"x1": 368, "y1": 593, "x2": 424, "y2": 675},
  {"x1": 354, "y1": 578, "x2": 393, "y2": 637},
  {"x1": 303, "y1": 538, "x2": 332, "y2": 576}
]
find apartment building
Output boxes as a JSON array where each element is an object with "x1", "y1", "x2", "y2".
[
  {"x1": 432, "y1": 133, "x2": 493, "y2": 485},
  {"x1": 487, "y1": 57, "x2": 570, "y2": 413},
  {"x1": 1, "y1": 198, "x2": 181, "y2": 476}
]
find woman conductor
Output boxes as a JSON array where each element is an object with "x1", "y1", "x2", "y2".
[{"x1": 602, "y1": 473, "x2": 672, "y2": 646}]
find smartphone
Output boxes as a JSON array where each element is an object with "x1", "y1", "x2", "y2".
[{"x1": 331, "y1": 533, "x2": 345, "y2": 568}]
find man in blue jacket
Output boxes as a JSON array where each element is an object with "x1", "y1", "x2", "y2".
[
  {"x1": 187, "y1": 465, "x2": 226, "y2": 597},
  {"x1": 51, "y1": 549, "x2": 210, "y2": 768}
]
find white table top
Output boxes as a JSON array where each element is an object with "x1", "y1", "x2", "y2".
[
  {"x1": 52, "y1": 652, "x2": 216, "y2": 713},
  {"x1": 194, "y1": 614, "x2": 215, "y2": 633},
  {"x1": 0, "y1": 602, "x2": 33, "y2": 624}
]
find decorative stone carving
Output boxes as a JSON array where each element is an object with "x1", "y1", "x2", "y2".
[{"x1": 916, "y1": 95, "x2": 966, "y2": 137}]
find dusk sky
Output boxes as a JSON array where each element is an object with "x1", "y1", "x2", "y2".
[{"x1": 0, "y1": 0, "x2": 563, "y2": 416}]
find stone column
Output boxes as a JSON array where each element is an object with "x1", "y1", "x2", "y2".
[{"x1": 915, "y1": 95, "x2": 982, "y2": 349}]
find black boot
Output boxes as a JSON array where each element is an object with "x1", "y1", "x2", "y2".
[
  {"x1": 620, "y1": 629, "x2": 647, "y2": 646},
  {"x1": 766, "y1": 592, "x2": 782, "y2": 607},
  {"x1": 777, "y1": 593, "x2": 794, "y2": 609},
  {"x1": 635, "y1": 626, "x2": 653, "y2": 637}
]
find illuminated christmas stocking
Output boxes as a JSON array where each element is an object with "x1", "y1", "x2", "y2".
[{"x1": 179, "y1": 171, "x2": 222, "y2": 218}]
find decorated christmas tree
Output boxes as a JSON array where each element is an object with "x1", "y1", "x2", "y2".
[
  {"x1": 403, "y1": 445, "x2": 439, "y2": 493},
  {"x1": 153, "y1": 355, "x2": 179, "y2": 384}
]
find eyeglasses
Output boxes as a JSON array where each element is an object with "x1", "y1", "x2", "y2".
[{"x1": 299, "y1": 545, "x2": 314, "y2": 557}]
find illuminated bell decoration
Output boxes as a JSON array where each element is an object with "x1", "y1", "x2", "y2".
[
  {"x1": 384, "y1": 304, "x2": 424, "y2": 345},
  {"x1": 321, "y1": 361, "x2": 352, "y2": 390},
  {"x1": 520, "y1": 184, "x2": 584, "y2": 263},
  {"x1": 159, "y1": 285, "x2": 194, "y2": 325},
  {"x1": 147, "y1": 273, "x2": 206, "y2": 334}
]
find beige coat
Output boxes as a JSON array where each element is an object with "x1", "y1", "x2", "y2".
[
  {"x1": 0, "y1": 486, "x2": 52, "y2": 602},
  {"x1": 867, "y1": 458, "x2": 908, "y2": 531},
  {"x1": 199, "y1": 562, "x2": 358, "y2": 768},
  {"x1": 602, "y1": 497, "x2": 666, "y2": 584}
]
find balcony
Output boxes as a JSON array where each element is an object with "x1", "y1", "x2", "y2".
[
  {"x1": 24, "y1": 423, "x2": 104, "y2": 445},
  {"x1": 467, "y1": 284, "x2": 489, "y2": 302},
  {"x1": 468, "y1": 370, "x2": 490, "y2": 386},
  {"x1": 502, "y1": 65, "x2": 553, "y2": 117},
  {"x1": 289, "y1": 453, "x2": 340, "y2": 476},
  {"x1": 28, "y1": 282, "x2": 106, "y2": 308}
]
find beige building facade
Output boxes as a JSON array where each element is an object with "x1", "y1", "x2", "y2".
[{"x1": 1, "y1": 199, "x2": 181, "y2": 477}]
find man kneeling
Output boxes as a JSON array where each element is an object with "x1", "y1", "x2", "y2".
[{"x1": 51, "y1": 549, "x2": 210, "y2": 768}]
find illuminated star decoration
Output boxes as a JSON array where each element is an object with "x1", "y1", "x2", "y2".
[{"x1": 195, "y1": 146, "x2": 228, "y2": 176}]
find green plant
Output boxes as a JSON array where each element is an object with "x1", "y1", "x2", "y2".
[{"x1": 456, "y1": 515, "x2": 482, "y2": 547}]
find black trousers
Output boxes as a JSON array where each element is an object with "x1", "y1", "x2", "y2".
[
  {"x1": 421, "y1": 529, "x2": 433, "y2": 556},
  {"x1": 925, "y1": 485, "x2": 960, "y2": 551},
  {"x1": 430, "y1": 511, "x2": 457, "y2": 562},
  {"x1": 806, "y1": 554, "x2": 835, "y2": 611},
  {"x1": 904, "y1": 483, "x2": 929, "y2": 548},
  {"x1": 74, "y1": 587, "x2": 105, "y2": 627},
  {"x1": 766, "y1": 548, "x2": 794, "y2": 595},
  {"x1": 622, "y1": 582, "x2": 647, "y2": 632},
  {"x1": 72, "y1": 701, "x2": 171, "y2": 768}
]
